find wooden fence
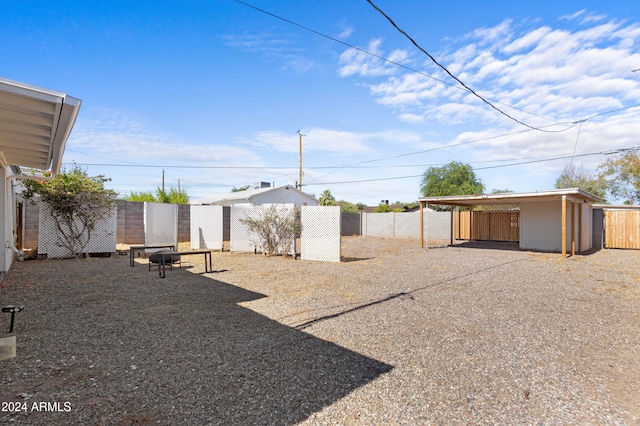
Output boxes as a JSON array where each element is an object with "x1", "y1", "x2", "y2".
[
  {"x1": 605, "y1": 209, "x2": 640, "y2": 249},
  {"x1": 456, "y1": 211, "x2": 520, "y2": 242}
]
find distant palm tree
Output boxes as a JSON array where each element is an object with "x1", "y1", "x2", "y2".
[{"x1": 318, "y1": 189, "x2": 337, "y2": 206}]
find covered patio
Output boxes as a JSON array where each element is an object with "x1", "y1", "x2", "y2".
[
  {"x1": 0, "y1": 77, "x2": 81, "y2": 273},
  {"x1": 419, "y1": 188, "x2": 602, "y2": 257}
]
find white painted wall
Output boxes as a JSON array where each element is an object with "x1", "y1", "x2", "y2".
[
  {"x1": 520, "y1": 199, "x2": 593, "y2": 252},
  {"x1": 1, "y1": 164, "x2": 9, "y2": 272},
  {"x1": 575, "y1": 202, "x2": 593, "y2": 252},
  {"x1": 520, "y1": 200, "x2": 562, "y2": 252}
]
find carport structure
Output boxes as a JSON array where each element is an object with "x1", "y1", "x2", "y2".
[{"x1": 419, "y1": 188, "x2": 602, "y2": 257}]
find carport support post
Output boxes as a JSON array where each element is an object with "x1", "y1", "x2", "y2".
[
  {"x1": 578, "y1": 203, "x2": 582, "y2": 253},
  {"x1": 450, "y1": 207, "x2": 454, "y2": 246},
  {"x1": 571, "y1": 200, "x2": 576, "y2": 256},
  {"x1": 419, "y1": 201, "x2": 425, "y2": 249},
  {"x1": 562, "y1": 195, "x2": 567, "y2": 258}
]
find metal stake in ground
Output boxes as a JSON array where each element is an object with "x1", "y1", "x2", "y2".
[{"x1": 2, "y1": 305, "x2": 25, "y2": 333}]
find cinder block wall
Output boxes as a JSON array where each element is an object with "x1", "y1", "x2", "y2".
[
  {"x1": 117, "y1": 200, "x2": 144, "y2": 244},
  {"x1": 177, "y1": 204, "x2": 190, "y2": 243},
  {"x1": 116, "y1": 201, "x2": 190, "y2": 244},
  {"x1": 22, "y1": 199, "x2": 40, "y2": 250},
  {"x1": 340, "y1": 212, "x2": 361, "y2": 236}
]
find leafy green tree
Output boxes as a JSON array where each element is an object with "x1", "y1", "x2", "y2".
[
  {"x1": 318, "y1": 189, "x2": 338, "y2": 206},
  {"x1": 555, "y1": 164, "x2": 607, "y2": 201},
  {"x1": 156, "y1": 187, "x2": 189, "y2": 204},
  {"x1": 125, "y1": 186, "x2": 189, "y2": 204},
  {"x1": 375, "y1": 203, "x2": 393, "y2": 213},
  {"x1": 598, "y1": 151, "x2": 640, "y2": 204},
  {"x1": 126, "y1": 191, "x2": 156, "y2": 202},
  {"x1": 420, "y1": 162, "x2": 484, "y2": 211},
  {"x1": 338, "y1": 200, "x2": 366, "y2": 213},
  {"x1": 491, "y1": 189, "x2": 513, "y2": 194},
  {"x1": 22, "y1": 167, "x2": 118, "y2": 259},
  {"x1": 420, "y1": 161, "x2": 484, "y2": 197},
  {"x1": 231, "y1": 185, "x2": 250, "y2": 192}
]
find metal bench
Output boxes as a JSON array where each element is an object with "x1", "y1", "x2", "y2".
[{"x1": 158, "y1": 250, "x2": 214, "y2": 278}]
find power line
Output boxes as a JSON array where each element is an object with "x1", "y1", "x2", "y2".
[
  {"x1": 234, "y1": 0, "x2": 569, "y2": 129},
  {"x1": 304, "y1": 146, "x2": 638, "y2": 186},
  {"x1": 364, "y1": 0, "x2": 582, "y2": 133}
]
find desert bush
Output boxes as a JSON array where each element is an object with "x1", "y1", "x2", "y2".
[{"x1": 239, "y1": 204, "x2": 301, "y2": 257}]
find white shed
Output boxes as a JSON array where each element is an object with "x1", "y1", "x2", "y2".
[{"x1": 191, "y1": 184, "x2": 318, "y2": 208}]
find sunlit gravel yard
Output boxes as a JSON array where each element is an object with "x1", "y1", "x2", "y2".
[{"x1": 1, "y1": 236, "x2": 639, "y2": 425}]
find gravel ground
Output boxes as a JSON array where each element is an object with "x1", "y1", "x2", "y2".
[{"x1": 0, "y1": 236, "x2": 639, "y2": 425}]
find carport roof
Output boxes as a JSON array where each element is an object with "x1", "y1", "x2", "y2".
[
  {"x1": 420, "y1": 188, "x2": 602, "y2": 207},
  {"x1": 0, "y1": 77, "x2": 81, "y2": 174}
]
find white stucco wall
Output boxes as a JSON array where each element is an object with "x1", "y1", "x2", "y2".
[
  {"x1": 520, "y1": 200, "x2": 561, "y2": 252},
  {"x1": 520, "y1": 199, "x2": 593, "y2": 253},
  {"x1": 1, "y1": 165, "x2": 17, "y2": 273}
]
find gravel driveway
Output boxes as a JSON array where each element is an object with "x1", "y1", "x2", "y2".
[{"x1": 1, "y1": 237, "x2": 639, "y2": 425}]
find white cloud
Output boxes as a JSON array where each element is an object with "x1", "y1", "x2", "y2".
[
  {"x1": 251, "y1": 129, "x2": 368, "y2": 154},
  {"x1": 338, "y1": 39, "x2": 408, "y2": 77},
  {"x1": 336, "y1": 25, "x2": 353, "y2": 39},
  {"x1": 68, "y1": 109, "x2": 264, "y2": 167},
  {"x1": 398, "y1": 113, "x2": 424, "y2": 123},
  {"x1": 340, "y1": 15, "x2": 640, "y2": 133}
]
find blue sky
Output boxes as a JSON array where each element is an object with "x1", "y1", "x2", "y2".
[{"x1": 3, "y1": 1, "x2": 640, "y2": 205}]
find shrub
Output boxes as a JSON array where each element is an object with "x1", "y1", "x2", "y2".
[
  {"x1": 22, "y1": 167, "x2": 118, "y2": 258},
  {"x1": 239, "y1": 205, "x2": 301, "y2": 257}
]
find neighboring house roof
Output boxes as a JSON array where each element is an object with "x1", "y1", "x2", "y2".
[
  {"x1": 0, "y1": 77, "x2": 82, "y2": 173},
  {"x1": 191, "y1": 185, "x2": 318, "y2": 206},
  {"x1": 420, "y1": 188, "x2": 602, "y2": 207}
]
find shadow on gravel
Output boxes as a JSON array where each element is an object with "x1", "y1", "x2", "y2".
[
  {"x1": 295, "y1": 257, "x2": 527, "y2": 330},
  {"x1": 438, "y1": 241, "x2": 601, "y2": 256},
  {"x1": 340, "y1": 256, "x2": 372, "y2": 262},
  {"x1": 0, "y1": 260, "x2": 393, "y2": 425}
]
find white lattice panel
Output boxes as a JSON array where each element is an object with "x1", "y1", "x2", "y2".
[
  {"x1": 38, "y1": 200, "x2": 117, "y2": 258},
  {"x1": 230, "y1": 205, "x2": 255, "y2": 252},
  {"x1": 190, "y1": 205, "x2": 223, "y2": 250},
  {"x1": 144, "y1": 202, "x2": 178, "y2": 251},
  {"x1": 301, "y1": 206, "x2": 341, "y2": 262}
]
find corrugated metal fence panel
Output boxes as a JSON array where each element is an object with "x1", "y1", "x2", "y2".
[
  {"x1": 301, "y1": 206, "x2": 341, "y2": 262},
  {"x1": 144, "y1": 202, "x2": 178, "y2": 250},
  {"x1": 605, "y1": 210, "x2": 640, "y2": 249},
  {"x1": 38, "y1": 201, "x2": 117, "y2": 258},
  {"x1": 190, "y1": 205, "x2": 223, "y2": 250},
  {"x1": 456, "y1": 211, "x2": 519, "y2": 242}
]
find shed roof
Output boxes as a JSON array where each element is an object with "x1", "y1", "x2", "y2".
[
  {"x1": 421, "y1": 188, "x2": 602, "y2": 207},
  {"x1": 0, "y1": 77, "x2": 81, "y2": 173}
]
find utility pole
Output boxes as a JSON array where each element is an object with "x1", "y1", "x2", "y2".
[
  {"x1": 297, "y1": 130, "x2": 304, "y2": 190},
  {"x1": 162, "y1": 170, "x2": 165, "y2": 192}
]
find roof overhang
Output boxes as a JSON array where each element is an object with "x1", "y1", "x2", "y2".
[
  {"x1": 420, "y1": 188, "x2": 602, "y2": 207},
  {"x1": 0, "y1": 77, "x2": 81, "y2": 174}
]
